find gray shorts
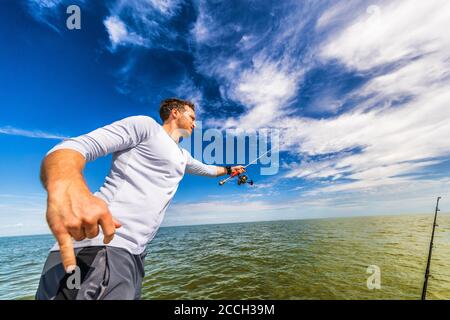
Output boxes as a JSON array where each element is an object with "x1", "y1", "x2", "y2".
[{"x1": 35, "y1": 246, "x2": 146, "y2": 300}]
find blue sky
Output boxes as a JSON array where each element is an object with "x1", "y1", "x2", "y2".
[{"x1": 1, "y1": 0, "x2": 450, "y2": 236}]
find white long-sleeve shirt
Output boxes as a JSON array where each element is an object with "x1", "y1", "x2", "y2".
[{"x1": 47, "y1": 115, "x2": 217, "y2": 254}]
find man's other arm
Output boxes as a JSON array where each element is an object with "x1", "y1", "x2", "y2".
[{"x1": 41, "y1": 116, "x2": 156, "y2": 272}]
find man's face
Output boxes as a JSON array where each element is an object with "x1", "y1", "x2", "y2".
[{"x1": 174, "y1": 106, "x2": 196, "y2": 136}]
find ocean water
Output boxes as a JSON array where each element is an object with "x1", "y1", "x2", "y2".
[{"x1": 0, "y1": 214, "x2": 449, "y2": 300}]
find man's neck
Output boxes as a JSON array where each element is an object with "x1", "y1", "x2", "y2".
[{"x1": 162, "y1": 122, "x2": 181, "y2": 143}]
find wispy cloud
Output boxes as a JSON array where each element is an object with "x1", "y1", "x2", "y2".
[
  {"x1": 103, "y1": 0, "x2": 185, "y2": 51},
  {"x1": 320, "y1": 1, "x2": 450, "y2": 70},
  {"x1": 190, "y1": 0, "x2": 310, "y2": 129},
  {"x1": 0, "y1": 126, "x2": 67, "y2": 139},
  {"x1": 104, "y1": 16, "x2": 147, "y2": 50},
  {"x1": 222, "y1": 57, "x2": 301, "y2": 129}
]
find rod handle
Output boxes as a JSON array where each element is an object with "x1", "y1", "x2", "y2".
[{"x1": 218, "y1": 171, "x2": 239, "y2": 186}]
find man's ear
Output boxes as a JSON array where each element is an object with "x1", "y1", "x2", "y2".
[{"x1": 171, "y1": 108, "x2": 180, "y2": 119}]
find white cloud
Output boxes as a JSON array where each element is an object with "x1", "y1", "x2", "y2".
[
  {"x1": 104, "y1": 16, "x2": 127, "y2": 44},
  {"x1": 316, "y1": 2, "x2": 351, "y2": 29},
  {"x1": 0, "y1": 126, "x2": 68, "y2": 139},
  {"x1": 190, "y1": 1, "x2": 246, "y2": 46},
  {"x1": 257, "y1": 0, "x2": 450, "y2": 195},
  {"x1": 224, "y1": 58, "x2": 300, "y2": 128},
  {"x1": 103, "y1": 0, "x2": 183, "y2": 50},
  {"x1": 320, "y1": 0, "x2": 450, "y2": 70},
  {"x1": 149, "y1": 0, "x2": 183, "y2": 16},
  {"x1": 301, "y1": 177, "x2": 450, "y2": 208},
  {"x1": 360, "y1": 53, "x2": 450, "y2": 102},
  {"x1": 104, "y1": 16, "x2": 147, "y2": 49},
  {"x1": 191, "y1": 3, "x2": 213, "y2": 44},
  {"x1": 190, "y1": 0, "x2": 313, "y2": 129},
  {"x1": 279, "y1": 85, "x2": 450, "y2": 189}
]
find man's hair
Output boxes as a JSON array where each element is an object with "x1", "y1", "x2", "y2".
[{"x1": 159, "y1": 98, "x2": 195, "y2": 122}]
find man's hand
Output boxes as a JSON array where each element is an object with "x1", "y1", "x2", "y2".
[
  {"x1": 46, "y1": 183, "x2": 122, "y2": 272},
  {"x1": 217, "y1": 165, "x2": 246, "y2": 177},
  {"x1": 231, "y1": 165, "x2": 245, "y2": 175},
  {"x1": 41, "y1": 149, "x2": 121, "y2": 273}
]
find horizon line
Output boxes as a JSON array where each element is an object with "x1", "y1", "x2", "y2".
[{"x1": 0, "y1": 210, "x2": 444, "y2": 239}]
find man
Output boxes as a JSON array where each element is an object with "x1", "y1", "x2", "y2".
[{"x1": 36, "y1": 98, "x2": 245, "y2": 300}]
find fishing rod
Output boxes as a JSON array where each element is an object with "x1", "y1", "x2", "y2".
[
  {"x1": 218, "y1": 148, "x2": 273, "y2": 186},
  {"x1": 421, "y1": 196, "x2": 441, "y2": 300}
]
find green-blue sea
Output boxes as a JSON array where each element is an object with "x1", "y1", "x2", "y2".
[{"x1": 1, "y1": 214, "x2": 449, "y2": 300}]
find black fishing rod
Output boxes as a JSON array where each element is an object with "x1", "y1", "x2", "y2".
[{"x1": 421, "y1": 196, "x2": 441, "y2": 300}]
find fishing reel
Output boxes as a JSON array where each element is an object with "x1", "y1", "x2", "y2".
[
  {"x1": 237, "y1": 174, "x2": 254, "y2": 186},
  {"x1": 218, "y1": 172, "x2": 254, "y2": 186}
]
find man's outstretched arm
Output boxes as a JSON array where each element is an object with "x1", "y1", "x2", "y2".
[
  {"x1": 184, "y1": 151, "x2": 245, "y2": 177},
  {"x1": 41, "y1": 149, "x2": 121, "y2": 273}
]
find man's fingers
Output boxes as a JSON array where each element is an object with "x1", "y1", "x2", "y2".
[
  {"x1": 99, "y1": 213, "x2": 117, "y2": 244},
  {"x1": 66, "y1": 220, "x2": 86, "y2": 241},
  {"x1": 84, "y1": 223, "x2": 99, "y2": 239},
  {"x1": 113, "y1": 218, "x2": 122, "y2": 229},
  {"x1": 84, "y1": 217, "x2": 120, "y2": 240},
  {"x1": 232, "y1": 166, "x2": 245, "y2": 174},
  {"x1": 56, "y1": 232, "x2": 76, "y2": 273}
]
